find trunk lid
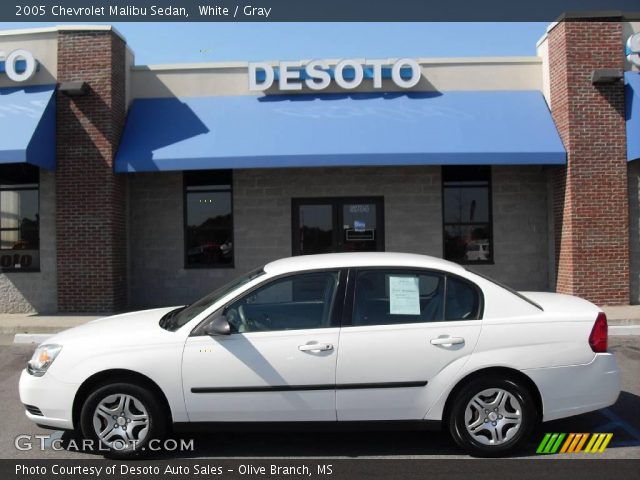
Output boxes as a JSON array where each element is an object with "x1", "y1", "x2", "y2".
[{"x1": 518, "y1": 291, "x2": 601, "y2": 319}]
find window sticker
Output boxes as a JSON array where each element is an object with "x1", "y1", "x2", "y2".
[{"x1": 389, "y1": 275, "x2": 421, "y2": 315}]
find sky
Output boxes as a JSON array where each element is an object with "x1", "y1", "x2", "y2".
[{"x1": 0, "y1": 22, "x2": 549, "y2": 64}]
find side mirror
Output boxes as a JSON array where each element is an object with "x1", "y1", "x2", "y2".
[{"x1": 204, "y1": 315, "x2": 231, "y2": 336}]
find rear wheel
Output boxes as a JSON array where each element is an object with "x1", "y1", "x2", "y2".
[
  {"x1": 80, "y1": 382, "x2": 167, "y2": 458},
  {"x1": 448, "y1": 376, "x2": 537, "y2": 457}
]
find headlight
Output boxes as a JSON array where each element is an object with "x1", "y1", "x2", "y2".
[{"x1": 27, "y1": 344, "x2": 62, "y2": 377}]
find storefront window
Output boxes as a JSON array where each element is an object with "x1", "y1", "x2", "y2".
[
  {"x1": 184, "y1": 170, "x2": 233, "y2": 268},
  {"x1": 442, "y1": 166, "x2": 492, "y2": 264},
  {"x1": 0, "y1": 164, "x2": 39, "y2": 272},
  {"x1": 292, "y1": 197, "x2": 384, "y2": 256}
]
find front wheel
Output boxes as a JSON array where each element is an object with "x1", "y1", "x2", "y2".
[
  {"x1": 448, "y1": 376, "x2": 537, "y2": 457},
  {"x1": 80, "y1": 382, "x2": 167, "y2": 458}
]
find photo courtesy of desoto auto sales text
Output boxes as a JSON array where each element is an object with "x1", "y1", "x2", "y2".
[{"x1": 0, "y1": 1, "x2": 639, "y2": 479}]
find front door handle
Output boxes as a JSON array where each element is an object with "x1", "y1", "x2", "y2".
[
  {"x1": 430, "y1": 336, "x2": 465, "y2": 346},
  {"x1": 298, "y1": 343, "x2": 333, "y2": 352}
]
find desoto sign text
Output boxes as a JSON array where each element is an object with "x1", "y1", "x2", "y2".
[{"x1": 248, "y1": 58, "x2": 422, "y2": 91}]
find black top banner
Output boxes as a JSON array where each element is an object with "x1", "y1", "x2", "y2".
[{"x1": 1, "y1": 0, "x2": 640, "y2": 22}]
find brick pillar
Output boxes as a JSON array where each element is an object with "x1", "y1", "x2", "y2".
[
  {"x1": 56, "y1": 30, "x2": 127, "y2": 312},
  {"x1": 548, "y1": 20, "x2": 629, "y2": 305}
]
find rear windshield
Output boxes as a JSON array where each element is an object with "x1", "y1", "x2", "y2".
[{"x1": 465, "y1": 268, "x2": 543, "y2": 311}]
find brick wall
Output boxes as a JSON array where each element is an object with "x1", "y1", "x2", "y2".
[
  {"x1": 629, "y1": 161, "x2": 640, "y2": 303},
  {"x1": 547, "y1": 20, "x2": 629, "y2": 305},
  {"x1": 55, "y1": 30, "x2": 127, "y2": 312}
]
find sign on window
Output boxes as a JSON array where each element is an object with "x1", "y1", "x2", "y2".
[{"x1": 389, "y1": 275, "x2": 421, "y2": 315}]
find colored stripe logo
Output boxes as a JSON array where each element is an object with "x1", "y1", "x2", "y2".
[{"x1": 536, "y1": 433, "x2": 613, "y2": 454}]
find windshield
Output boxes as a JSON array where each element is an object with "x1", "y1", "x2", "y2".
[{"x1": 160, "y1": 268, "x2": 266, "y2": 331}]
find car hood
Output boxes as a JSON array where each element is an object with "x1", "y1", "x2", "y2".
[{"x1": 43, "y1": 306, "x2": 184, "y2": 346}]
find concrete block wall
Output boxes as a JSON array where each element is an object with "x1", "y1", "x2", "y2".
[
  {"x1": 128, "y1": 165, "x2": 550, "y2": 309},
  {"x1": 473, "y1": 165, "x2": 550, "y2": 291},
  {"x1": 128, "y1": 166, "x2": 442, "y2": 308},
  {"x1": 0, "y1": 170, "x2": 57, "y2": 313},
  {"x1": 234, "y1": 167, "x2": 444, "y2": 268}
]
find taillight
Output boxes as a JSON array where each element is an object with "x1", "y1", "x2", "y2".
[{"x1": 589, "y1": 312, "x2": 608, "y2": 353}]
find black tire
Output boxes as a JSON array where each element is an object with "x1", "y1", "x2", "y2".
[
  {"x1": 448, "y1": 375, "x2": 537, "y2": 457},
  {"x1": 80, "y1": 382, "x2": 167, "y2": 459}
]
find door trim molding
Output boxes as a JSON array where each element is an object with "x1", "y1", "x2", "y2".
[
  {"x1": 191, "y1": 380, "x2": 427, "y2": 394},
  {"x1": 172, "y1": 419, "x2": 442, "y2": 432}
]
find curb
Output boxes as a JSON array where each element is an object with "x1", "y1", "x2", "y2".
[
  {"x1": 0, "y1": 324, "x2": 91, "y2": 335},
  {"x1": 608, "y1": 319, "x2": 640, "y2": 326},
  {"x1": 609, "y1": 325, "x2": 640, "y2": 336},
  {"x1": 13, "y1": 333, "x2": 52, "y2": 344}
]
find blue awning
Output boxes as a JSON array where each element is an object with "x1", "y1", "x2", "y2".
[
  {"x1": 626, "y1": 72, "x2": 640, "y2": 162},
  {"x1": 115, "y1": 90, "x2": 566, "y2": 173},
  {"x1": 0, "y1": 85, "x2": 56, "y2": 169}
]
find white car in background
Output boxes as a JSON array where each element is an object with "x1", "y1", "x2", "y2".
[
  {"x1": 465, "y1": 241, "x2": 490, "y2": 261},
  {"x1": 19, "y1": 252, "x2": 620, "y2": 457}
]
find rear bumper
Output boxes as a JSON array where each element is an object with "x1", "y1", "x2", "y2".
[
  {"x1": 18, "y1": 369, "x2": 79, "y2": 430},
  {"x1": 524, "y1": 353, "x2": 621, "y2": 422}
]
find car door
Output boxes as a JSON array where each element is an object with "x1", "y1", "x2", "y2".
[
  {"x1": 182, "y1": 270, "x2": 344, "y2": 422},
  {"x1": 336, "y1": 268, "x2": 482, "y2": 421}
]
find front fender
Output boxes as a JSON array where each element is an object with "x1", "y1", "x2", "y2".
[{"x1": 48, "y1": 340, "x2": 189, "y2": 423}]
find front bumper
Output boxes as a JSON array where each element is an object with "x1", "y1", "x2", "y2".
[
  {"x1": 18, "y1": 369, "x2": 80, "y2": 430},
  {"x1": 524, "y1": 352, "x2": 621, "y2": 422}
]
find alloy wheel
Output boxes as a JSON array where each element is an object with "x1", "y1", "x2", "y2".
[
  {"x1": 92, "y1": 393, "x2": 150, "y2": 451},
  {"x1": 463, "y1": 388, "x2": 523, "y2": 446}
]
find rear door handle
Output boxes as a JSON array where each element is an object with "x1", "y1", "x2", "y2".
[
  {"x1": 298, "y1": 343, "x2": 333, "y2": 352},
  {"x1": 430, "y1": 337, "x2": 465, "y2": 346}
]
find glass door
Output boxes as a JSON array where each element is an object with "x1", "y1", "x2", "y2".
[{"x1": 292, "y1": 197, "x2": 384, "y2": 256}]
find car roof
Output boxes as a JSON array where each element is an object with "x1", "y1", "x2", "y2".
[{"x1": 263, "y1": 252, "x2": 467, "y2": 276}]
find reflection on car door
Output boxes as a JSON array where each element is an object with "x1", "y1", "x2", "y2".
[
  {"x1": 182, "y1": 270, "x2": 344, "y2": 422},
  {"x1": 335, "y1": 269, "x2": 483, "y2": 421}
]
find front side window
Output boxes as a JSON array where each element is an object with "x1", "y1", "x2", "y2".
[
  {"x1": 442, "y1": 166, "x2": 492, "y2": 264},
  {"x1": 184, "y1": 170, "x2": 233, "y2": 268},
  {"x1": 0, "y1": 165, "x2": 39, "y2": 272},
  {"x1": 225, "y1": 271, "x2": 339, "y2": 333},
  {"x1": 351, "y1": 270, "x2": 481, "y2": 326}
]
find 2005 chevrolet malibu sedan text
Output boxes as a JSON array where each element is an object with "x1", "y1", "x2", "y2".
[{"x1": 19, "y1": 252, "x2": 621, "y2": 457}]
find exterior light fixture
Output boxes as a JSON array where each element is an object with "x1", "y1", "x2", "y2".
[
  {"x1": 58, "y1": 81, "x2": 89, "y2": 96},
  {"x1": 590, "y1": 69, "x2": 623, "y2": 85}
]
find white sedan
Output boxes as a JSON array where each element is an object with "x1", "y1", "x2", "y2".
[{"x1": 19, "y1": 252, "x2": 620, "y2": 457}]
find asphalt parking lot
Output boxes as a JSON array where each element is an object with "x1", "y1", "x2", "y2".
[{"x1": 0, "y1": 336, "x2": 638, "y2": 460}]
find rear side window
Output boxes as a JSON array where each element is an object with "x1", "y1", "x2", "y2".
[
  {"x1": 352, "y1": 270, "x2": 445, "y2": 326},
  {"x1": 445, "y1": 276, "x2": 481, "y2": 320},
  {"x1": 351, "y1": 270, "x2": 482, "y2": 326}
]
